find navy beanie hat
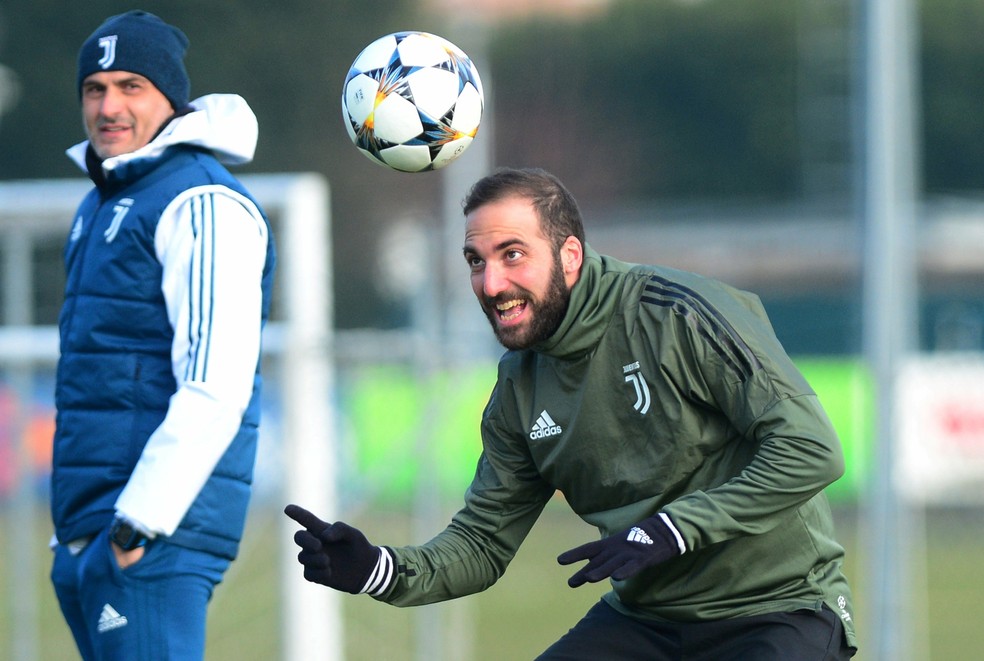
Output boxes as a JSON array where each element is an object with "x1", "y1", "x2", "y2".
[{"x1": 77, "y1": 10, "x2": 190, "y2": 110}]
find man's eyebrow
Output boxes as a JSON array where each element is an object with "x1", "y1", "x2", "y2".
[
  {"x1": 463, "y1": 237, "x2": 529, "y2": 257},
  {"x1": 83, "y1": 74, "x2": 146, "y2": 87},
  {"x1": 494, "y1": 238, "x2": 527, "y2": 251}
]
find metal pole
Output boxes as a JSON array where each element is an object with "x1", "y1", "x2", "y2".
[
  {"x1": 411, "y1": 20, "x2": 495, "y2": 661},
  {"x1": 860, "y1": 0, "x2": 924, "y2": 658},
  {"x1": 411, "y1": 238, "x2": 446, "y2": 661},
  {"x1": 441, "y1": 22, "x2": 496, "y2": 366},
  {"x1": 277, "y1": 175, "x2": 344, "y2": 661},
  {"x1": 3, "y1": 228, "x2": 39, "y2": 661}
]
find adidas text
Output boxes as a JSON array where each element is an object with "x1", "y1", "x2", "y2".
[{"x1": 529, "y1": 410, "x2": 562, "y2": 440}]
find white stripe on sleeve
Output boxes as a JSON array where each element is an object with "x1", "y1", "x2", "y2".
[{"x1": 116, "y1": 185, "x2": 268, "y2": 536}]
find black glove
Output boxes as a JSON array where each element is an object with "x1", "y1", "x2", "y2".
[
  {"x1": 557, "y1": 513, "x2": 682, "y2": 588},
  {"x1": 284, "y1": 504, "x2": 394, "y2": 596}
]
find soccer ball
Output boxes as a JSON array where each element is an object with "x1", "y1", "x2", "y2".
[{"x1": 341, "y1": 31, "x2": 484, "y2": 173}]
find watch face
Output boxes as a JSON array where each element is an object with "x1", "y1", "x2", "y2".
[
  {"x1": 112, "y1": 522, "x2": 131, "y2": 545},
  {"x1": 112, "y1": 521, "x2": 145, "y2": 550}
]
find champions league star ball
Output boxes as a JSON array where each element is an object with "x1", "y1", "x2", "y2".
[{"x1": 341, "y1": 31, "x2": 484, "y2": 173}]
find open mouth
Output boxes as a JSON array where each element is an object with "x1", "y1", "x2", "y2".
[{"x1": 496, "y1": 298, "x2": 527, "y2": 323}]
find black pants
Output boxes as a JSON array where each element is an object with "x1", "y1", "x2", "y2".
[{"x1": 536, "y1": 600, "x2": 855, "y2": 661}]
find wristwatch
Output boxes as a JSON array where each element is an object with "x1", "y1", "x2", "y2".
[{"x1": 109, "y1": 518, "x2": 149, "y2": 551}]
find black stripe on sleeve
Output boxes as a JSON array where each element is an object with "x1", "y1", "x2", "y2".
[{"x1": 641, "y1": 275, "x2": 760, "y2": 381}]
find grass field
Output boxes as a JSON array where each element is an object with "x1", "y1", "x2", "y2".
[{"x1": 3, "y1": 499, "x2": 982, "y2": 660}]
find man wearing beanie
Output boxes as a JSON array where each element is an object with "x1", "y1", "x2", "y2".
[{"x1": 49, "y1": 10, "x2": 276, "y2": 660}]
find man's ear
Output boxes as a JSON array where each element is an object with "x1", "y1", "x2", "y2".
[{"x1": 561, "y1": 236, "x2": 583, "y2": 279}]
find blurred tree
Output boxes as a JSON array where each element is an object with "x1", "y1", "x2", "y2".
[
  {"x1": 920, "y1": 0, "x2": 984, "y2": 193},
  {"x1": 491, "y1": 0, "x2": 799, "y2": 203}
]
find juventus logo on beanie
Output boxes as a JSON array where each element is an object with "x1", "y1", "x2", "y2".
[{"x1": 77, "y1": 10, "x2": 190, "y2": 110}]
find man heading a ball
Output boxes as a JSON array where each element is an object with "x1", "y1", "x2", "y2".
[{"x1": 287, "y1": 168, "x2": 857, "y2": 659}]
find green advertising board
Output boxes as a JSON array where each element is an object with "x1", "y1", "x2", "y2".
[
  {"x1": 344, "y1": 358, "x2": 872, "y2": 504},
  {"x1": 795, "y1": 358, "x2": 873, "y2": 502}
]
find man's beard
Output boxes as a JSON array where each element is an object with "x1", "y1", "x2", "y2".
[{"x1": 483, "y1": 257, "x2": 571, "y2": 350}]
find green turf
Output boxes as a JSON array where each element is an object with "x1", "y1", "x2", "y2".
[{"x1": 3, "y1": 501, "x2": 982, "y2": 660}]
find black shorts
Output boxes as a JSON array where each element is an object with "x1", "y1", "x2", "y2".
[{"x1": 536, "y1": 599, "x2": 855, "y2": 661}]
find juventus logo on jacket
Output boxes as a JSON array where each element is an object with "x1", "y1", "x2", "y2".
[{"x1": 623, "y1": 361, "x2": 651, "y2": 414}]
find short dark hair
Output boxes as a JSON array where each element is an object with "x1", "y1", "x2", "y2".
[{"x1": 462, "y1": 167, "x2": 586, "y2": 251}]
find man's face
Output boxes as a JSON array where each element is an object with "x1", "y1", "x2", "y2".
[
  {"x1": 81, "y1": 71, "x2": 173, "y2": 159},
  {"x1": 463, "y1": 196, "x2": 582, "y2": 350}
]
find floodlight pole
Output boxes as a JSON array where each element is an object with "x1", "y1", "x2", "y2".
[{"x1": 860, "y1": 0, "x2": 925, "y2": 658}]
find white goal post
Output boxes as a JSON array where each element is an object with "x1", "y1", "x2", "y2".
[{"x1": 0, "y1": 174, "x2": 342, "y2": 661}]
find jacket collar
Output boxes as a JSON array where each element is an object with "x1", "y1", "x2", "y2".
[
  {"x1": 533, "y1": 244, "x2": 617, "y2": 360},
  {"x1": 66, "y1": 93, "x2": 258, "y2": 188}
]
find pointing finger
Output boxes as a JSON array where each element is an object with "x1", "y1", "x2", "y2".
[{"x1": 284, "y1": 504, "x2": 330, "y2": 533}]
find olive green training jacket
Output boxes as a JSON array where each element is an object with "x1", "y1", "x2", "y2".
[{"x1": 377, "y1": 245, "x2": 857, "y2": 650}]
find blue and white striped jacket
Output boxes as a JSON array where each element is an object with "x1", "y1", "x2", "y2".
[{"x1": 52, "y1": 94, "x2": 276, "y2": 560}]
